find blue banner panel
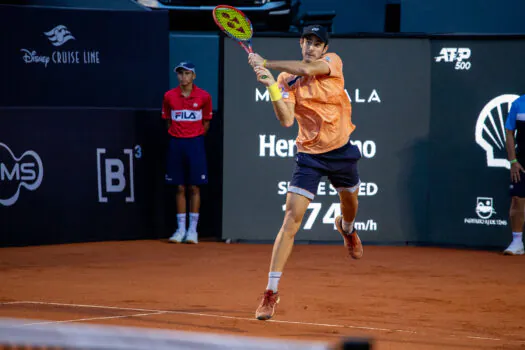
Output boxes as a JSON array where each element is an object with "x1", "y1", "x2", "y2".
[
  {"x1": 428, "y1": 39, "x2": 525, "y2": 248},
  {"x1": 0, "y1": 5, "x2": 168, "y2": 109},
  {"x1": 0, "y1": 108, "x2": 165, "y2": 246}
]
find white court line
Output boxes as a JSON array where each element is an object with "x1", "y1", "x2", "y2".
[
  {"x1": 2, "y1": 301, "x2": 413, "y2": 333},
  {"x1": 1, "y1": 301, "x2": 523, "y2": 344},
  {"x1": 22, "y1": 312, "x2": 169, "y2": 326},
  {"x1": 466, "y1": 336, "x2": 502, "y2": 341}
]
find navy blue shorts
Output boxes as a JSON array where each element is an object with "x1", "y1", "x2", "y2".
[
  {"x1": 509, "y1": 176, "x2": 525, "y2": 197},
  {"x1": 289, "y1": 140, "x2": 361, "y2": 200},
  {"x1": 165, "y1": 136, "x2": 208, "y2": 185}
]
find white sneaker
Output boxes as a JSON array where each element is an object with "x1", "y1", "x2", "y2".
[
  {"x1": 184, "y1": 229, "x2": 198, "y2": 244},
  {"x1": 169, "y1": 229, "x2": 186, "y2": 243},
  {"x1": 503, "y1": 240, "x2": 524, "y2": 255}
]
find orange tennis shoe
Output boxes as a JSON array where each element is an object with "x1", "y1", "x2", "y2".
[
  {"x1": 255, "y1": 290, "x2": 280, "y2": 320},
  {"x1": 335, "y1": 215, "x2": 363, "y2": 259}
]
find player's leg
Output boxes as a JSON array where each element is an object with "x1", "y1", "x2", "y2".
[
  {"x1": 166, "y1": 137, "x2": 187, "y2": 243},
  {"x1": 255, "y1": 192, "x2": 311, "y2": 321},
  {"x1": 504, "y1": 196, "x2": 525, "y2": 255},
  {"x1": 185, "y1": 185, "x2": 200, "y2": 244},
  {"x1": 256, "y1": 155, "x2": 321, "y2": 321},
  {"x1": 340, "y1": 188, "x2": 359, "y2": 231},
  {"x1": 175, "y1": 184, "x2": 187, "y2": 231},
  {"x1": 189, "y1": 186, "x2": 201, "y2": 213},
  {"x1": 336, "y1": 188, "x2": 363, "y2": 259},
  {"x1": 269, "y1": 192, "x2": 311, "y2": 272},
  {"x1": 328, "y1": 142, "x2": 363, "y2": 259},
  {"x1": 186, "y1": 136, "x2": 208, "y2": 244}
]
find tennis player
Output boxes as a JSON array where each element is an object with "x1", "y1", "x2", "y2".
[
  {"x1": 504, "y1": 94, "x2": 525, "y2": 255},
  {"x1": 248, "y1": 25, "x2": 364, "y2": 320}
]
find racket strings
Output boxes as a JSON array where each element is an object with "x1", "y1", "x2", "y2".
[{"x1": 214, "y1": 8, "x2": 253, "y2": 41}]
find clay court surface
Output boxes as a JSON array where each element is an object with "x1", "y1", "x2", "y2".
[{"x1": 1, "y1": 240, "x2": 524, "y2": 349}]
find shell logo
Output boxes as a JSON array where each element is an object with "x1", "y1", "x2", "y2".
[{"x1": 475, "y1": 94, "x2": 520, "y2": 169}]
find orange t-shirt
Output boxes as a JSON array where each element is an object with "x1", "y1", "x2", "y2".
[{"x1": 277, "y1": 52, "x2": 354, "y2": 154}]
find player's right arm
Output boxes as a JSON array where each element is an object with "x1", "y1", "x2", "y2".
[
  {"x1": 249, "y1": 53, "x2": 329, "y2": 77},
  {"x1": 254, "y1": 66, "x2": 295, "y2": 128},
  {"x1": 505, "y1": 100, "x2": 524, "y2": 182}
]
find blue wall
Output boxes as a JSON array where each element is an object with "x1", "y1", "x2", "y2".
[
  {"x1": 401, "y1": 0, "x2": 525, "y2": 34},
  {"x1": 298, "y1": 0, "x2": 386, "y2": 33},
  {"x1": 298, "y1": 0, "x2": 525, "y2": 34},
  {"x1": 168, "y1": 33, "x2": 219, "y2": 109}
]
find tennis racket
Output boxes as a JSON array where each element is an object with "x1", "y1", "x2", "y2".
[{"x1": 212, "y1": 5, "x2": 268, "y2": 78}]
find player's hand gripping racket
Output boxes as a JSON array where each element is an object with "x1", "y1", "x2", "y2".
[{"x1": 212, "y1": 5, "x2": 268, "y2": 79}]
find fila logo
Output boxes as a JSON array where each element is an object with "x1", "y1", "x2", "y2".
[{"x1": 171, "y1": 109, "x2": 202, "y2": 121}]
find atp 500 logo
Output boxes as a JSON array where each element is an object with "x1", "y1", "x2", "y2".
[
  {"x1": 434, "y1": 48, "x2": 472, "y2": 70},
  {"x1": 0, "y1": 143, "x2": 44, "y2": 206}
]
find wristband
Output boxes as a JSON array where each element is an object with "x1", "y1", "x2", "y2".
[
  {"x1": 268, "y1": 82, "x2": 282, "y2": 102},
  {"x1": 263, "y1": 59, "x2": 267, "y2": 68},
  {"x1": 510, "y1": 159, "x2": 518, "y2": 164}
]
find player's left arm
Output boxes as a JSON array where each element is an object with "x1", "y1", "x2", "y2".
[
  {"x1": 249, "y1": 54, "x2": 329, "y2": 77},
  {"x1": 202, "y1": 93, "x2": 213, "y2": 135},
  {"x1": 253, "y1": 67, "x2": 295, "y2": 127}
]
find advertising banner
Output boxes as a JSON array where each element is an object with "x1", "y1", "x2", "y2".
[
  {"x1": 222, "y1": 38, "x2": 431, "y2": 242},
  {"x1": 428, "y1": 39, "x2": 525, "y2": 247},
  {"x1": 0, "y1": 5, "x2": 168, "y2": 109},
  {"x1": 0, "y1": 109, "x2": 165, "y2": 246}
]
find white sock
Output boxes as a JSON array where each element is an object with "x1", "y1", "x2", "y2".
[
  {"x1": 512, "y1": 232, "x2": 523, "y2": 242},
  {"x1": 266, "y1": 272, "x2": 282, "y2": 292},
  {"x1": 342, "y1": 219, "x2": 354, "y2": 233},
  {"x1": 177, "y1": 213, "x2": 186, "y2": 232},
  {"x1": 189, "y1": 213, "x2": 199, "y2": 232}
]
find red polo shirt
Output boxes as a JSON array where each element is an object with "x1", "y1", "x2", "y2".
[{"x1": 162, "y1": 85, "x2": 213, "y2": 138}]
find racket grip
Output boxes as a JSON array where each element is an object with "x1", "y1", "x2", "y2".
[
  {"x1": 238, "y1": 41, "x2": 250, "y2": 54},
  {"x1": 261, "y1": 75, "x2": 268, "y2": 79}
]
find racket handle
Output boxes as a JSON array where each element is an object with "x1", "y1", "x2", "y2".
[
  {"x1": 238, "y1": 41, "x2": 251, "y2": 54},
  {"x1": 261, "y1": 75, "x2": 268, "y2": 79}
]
